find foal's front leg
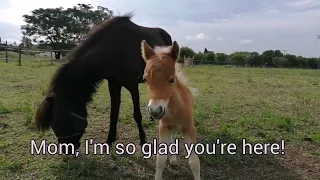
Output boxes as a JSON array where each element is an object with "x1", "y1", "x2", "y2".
[
  {"x1": 168, "y1": 134, "x2": 177, "y2": 165},
  {"x1": 184, "y1": 125, "x2": 201, "y2": 180},
  {"x1": 155, "y1": 125, "x2": 170, "y2": 180}
]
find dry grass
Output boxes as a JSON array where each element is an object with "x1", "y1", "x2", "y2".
[{"x1": 0, "y1": 61, "x2": 319, "y2": 180}]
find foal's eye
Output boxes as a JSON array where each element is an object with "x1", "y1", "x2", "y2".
[{"x1": 169, "y1": 78, "x2": 175, "y2": 84}]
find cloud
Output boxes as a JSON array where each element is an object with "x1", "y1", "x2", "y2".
[
  {"x1": 0, "y1": 0, "x2": 319, "y2": 57},
  {"x1": 185, "y1": 33, "x2": 207, "y2": 40},
  {"x1": 0, "y1": 22, "x2": 21, "y2": 44},
  {"x1": 217, "y1": 37, "x2": 223, "y2": 41},
  {"x1": 239, "y1": 39, "x2": 253, "y2": 44},
  {"x1": 287, "y1": 0, "x2": 320, "y2": 8}
]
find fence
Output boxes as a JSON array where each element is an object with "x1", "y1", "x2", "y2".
[
  {"x1": 0, "y1": 45, "x2": 72, "y2": 65},
  {"x1": 181, "y1": 55, "x2": 231, "y2": 67}
]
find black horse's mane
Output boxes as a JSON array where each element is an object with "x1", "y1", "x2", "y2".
[
  {"x1": 45, "y1": 13, "x2": 134, "y2": 98},
  {"x1": 68, "y1": 12, "x2": 134, "y2": 62},
  {"x1": 36, "y1": 13, "x2": 136, "y2": 131}
]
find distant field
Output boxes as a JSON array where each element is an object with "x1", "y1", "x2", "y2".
[{"x1": 0, "y1": 61, "x2": 319, "y2": 180}]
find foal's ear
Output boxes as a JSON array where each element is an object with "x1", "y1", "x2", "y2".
[
  {"x1": 141, "y1": 40, "x2": 155, "y2": 62},
  {"x1": 169, "y1": 41, "x2": 180, "y2": 61}
]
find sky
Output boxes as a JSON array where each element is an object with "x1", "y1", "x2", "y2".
[{"x1": 0, "y1": 0, "x2": 319, "y2": 57}]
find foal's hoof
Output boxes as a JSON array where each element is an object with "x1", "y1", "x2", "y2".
[{"x1": 170, "y1": 158, "x2": 178, "y2": 165}]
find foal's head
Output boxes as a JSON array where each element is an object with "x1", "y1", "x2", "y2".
[{"x1": 141, "y1": 40, "x2": 180, "y2": 119}]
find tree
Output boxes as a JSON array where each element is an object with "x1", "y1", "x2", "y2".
[
  {"x1": 230, "y1": 52, "x2": 246, "y2": 66},
  {"x1": 272, "y1": 57, "x2": 288, "y2": 68},
  {"x1": 194, "y1": 53, "x2": 206, "y2": 64},
  {"x1": 216, "y1": 53, "x2": 228, "y2": 62},
  {"x1": 20, "y1": 4, "x2": 114, "y2": 59},
  {"x1": 246, "y1": 52, "x2": 264, "y2": 67},
  {"x1": 206, "y1": 52, "x2": 216, "y2": 63},
  {"x1": 179, "y1": 47, "x2": 195, "y2": 63},
  {"x1": 261, "y1": 50, "x2": 275, "y2": 67},
  {"x1": 285, "y1": 54, "x2": 297, "y2": 68},
  {"x1": 306, "y1": 57, "x2": 320, "y2": 69},
  {"x1": 19, "y1": 36, "x2": 33, "y2": 48},
  {"x1": 274, "y1": 50, "x2": 283, "y2": 57},
  {"x1": 296, "y1": 56, "x2": 308, "y2": 68}
]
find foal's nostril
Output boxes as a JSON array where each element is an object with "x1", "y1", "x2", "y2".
[{"x1": 158, "y1": 105, "x2": 163, "y2": 114}]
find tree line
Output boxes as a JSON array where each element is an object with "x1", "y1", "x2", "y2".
[
  {"x1": 179, "y1": 47, "x2": 320, "y2": 69},
  {"x1": 3, "y1": 3, "x2": 318, "y2": 69}
]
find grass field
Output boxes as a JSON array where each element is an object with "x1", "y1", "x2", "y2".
[{"x1": 0, "y1": 61, "x2": 319, "y2": 180}]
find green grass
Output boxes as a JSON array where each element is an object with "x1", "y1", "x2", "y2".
[{"x1": 0, "y1": 61, "x2": 319, "y2": 180}]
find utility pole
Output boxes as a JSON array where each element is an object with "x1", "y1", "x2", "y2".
[{"x1": 283, "y1": 50, "x2": 288, "y2": 55}]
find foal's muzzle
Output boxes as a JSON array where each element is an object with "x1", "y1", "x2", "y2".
[{"x1": 148, "y1": 105, "x2": 165, "y2": 119}]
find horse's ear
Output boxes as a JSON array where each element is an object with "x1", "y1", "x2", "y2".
[
  {"x1": 141, "y1": 40, "x2": 155, "y2": 62},
  {"x1": 170, "y1": 41, "x2": 180, "y2": 61}
]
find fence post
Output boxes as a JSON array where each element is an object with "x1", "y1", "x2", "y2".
[
  {"x1": 192, "y1": 56, "x2": 194, "y2": 67},
  {"x1": 18, "y1": 48, "x2": 22, "y2": 66},
  {"x1": 5, "y1": 41, "x2": 8, "y2": 63},
  {"x1": 50, "y1": 47, "x2": 53, "y2": 65}
]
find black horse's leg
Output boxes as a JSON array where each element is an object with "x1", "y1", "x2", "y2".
[
  {"x1": 106, "y1": 80, "x2": 122, "y2": 146},
  {"x1": 126, "y1": 83, "x2": 146, "y2": 146}
]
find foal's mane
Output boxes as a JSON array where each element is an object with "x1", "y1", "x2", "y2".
[{"x1": 152, "y1": 46, "x2": 199, "y2": 97}]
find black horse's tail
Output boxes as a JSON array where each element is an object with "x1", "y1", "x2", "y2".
[{"x1": 35, "y1": 66, "x2": 64, "y2": 132}]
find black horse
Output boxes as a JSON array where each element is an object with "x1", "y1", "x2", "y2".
[{"x1": 35, "y1": 13, "x2": 172, "y2": 153}]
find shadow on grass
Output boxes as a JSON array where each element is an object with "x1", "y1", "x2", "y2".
[
  {"x1": 49, "y1": 132, "x2": 302, "y2": 180},
  {"x1": 195, "y1": 132, "x2": 301, "y2": 180},
  {"x1": 49, "y1": 152, "x2": 156, "y2": 180}
]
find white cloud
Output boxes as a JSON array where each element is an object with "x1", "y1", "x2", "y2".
[
  {"x1": 287, "y1": 0, "x2": 320, "y2": 8},
  {"x1": 239, "y1": 39, "x2": 253, "y2": 44},
  {"x1": 185, "y1": 33, "x2": 207, "y2": 40},
  {"x1": 217, "y1": 37, "x2": 223, "y2": 41}
]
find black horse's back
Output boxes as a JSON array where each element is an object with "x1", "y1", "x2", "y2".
[{"x1": 35, "y1": 13, "x2": 173, "y2": 153}]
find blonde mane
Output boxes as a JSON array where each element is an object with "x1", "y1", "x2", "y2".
[
  {"x1": 175, "y1": 63, "x2": 199, "y2": 97},
  {"x1": 152, "y1": 45, "x2": 199, "y2": 97}
]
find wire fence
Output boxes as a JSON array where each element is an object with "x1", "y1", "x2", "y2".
[
  {"x1": 0, "y1": 45, "x2": 231, "y2": 67},
  {"x1": 0, "y1": 45, "x2": 72, "y2": 65}
]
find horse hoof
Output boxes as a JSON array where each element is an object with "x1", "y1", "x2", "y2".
[
  {"x1": 61, "y1": 154, "x2": 76, "y2": 162},
  {"x1": 140, "y1": 140, "x2": 147, "y2": 146},
  {"x1": 106, "y1": 141, "x2": 113, "y2": 147},
  {"x1": 170, "y1": 159, "x2": 178, "y2": 165}
]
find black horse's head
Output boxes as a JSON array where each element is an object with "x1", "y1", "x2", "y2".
[{"x1": 35, "y1": 92, "x2": 88, "y2": 154}]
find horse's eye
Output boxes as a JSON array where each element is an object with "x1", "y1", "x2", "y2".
[{"x1": 169, "y1": 78, "x2": 175, "y2": 84}]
